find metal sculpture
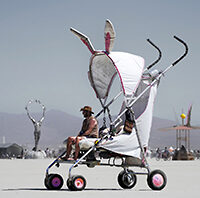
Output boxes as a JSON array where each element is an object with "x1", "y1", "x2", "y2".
[{"x1": 25, "y1": 99, "x2": 46, "y2": 151}]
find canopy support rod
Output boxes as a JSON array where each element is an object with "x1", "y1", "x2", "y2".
[
  {"x1": 95, "y1": 91, "x2": 123, "y2": 118},
  {"x1": 97, "y1": 97, "x2": 112, "y2": 122},
  {"x1": 98, "y1": 97, "x2": 113, "y2": 123}
]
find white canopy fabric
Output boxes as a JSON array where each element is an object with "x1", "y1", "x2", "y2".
[
  {"x1": 89, "y1": 51, "x2": 144, "y2": 99},
  {"x1": 108, "y1": 52, "x2": 144, "y2": 96},
  {"x1": 134, "y1": 79, "x2": 158, "y2": 147},
  {"x1": 89, "y1": 52, "x2": 117, "y2": 99},
  {"x1": 100, "y1": 78, "x2": 159, "y2": 158}
]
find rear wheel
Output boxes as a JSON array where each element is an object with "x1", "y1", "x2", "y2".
[
  {"x1": 67, "y1": 178, "x2": 74, "y2": 191},
  {"x1": 45, "y1": 174, "x2": 63, "y2": 190},
  {"x1": 147, "y1": 169, "x2": 167, "y2": 190},
  {"x1": 118, "y1": 169, "x2": 137, "y2": 189},
  {"x1": 67, "y1": 175, "x2": 86, "y2": 191}
]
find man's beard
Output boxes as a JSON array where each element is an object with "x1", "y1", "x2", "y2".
[{"x1": 84, "y1": 112, "x2": 90, "y2": 118}]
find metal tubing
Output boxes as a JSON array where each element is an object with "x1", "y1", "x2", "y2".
[
  {"x1": 95, "y1": 91, "x2": 123, "y2": 118},
  {"x1": 129, "y1": 109, "x2": 151, "y2": 173},
  {"x1": 68, "y1": 147, "x2": 94, "y2": 178},
  {"x1": 45, "y1": 151, "x2": 66, "y2": 175}
]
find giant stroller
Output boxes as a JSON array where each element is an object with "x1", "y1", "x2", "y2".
[{"x1": 44, "y1": 20, "x2": 188, "y2": 191}]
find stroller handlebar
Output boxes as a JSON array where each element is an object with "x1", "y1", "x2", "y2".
[
  {"x1": 172, "y1": 36, "x2": 188, "y2": 66},
  {"x1": 146, "y1": 39, "x2": 162, "y2": 70}
]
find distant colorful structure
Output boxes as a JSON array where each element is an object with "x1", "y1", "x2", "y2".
[{"x1": 161, "y1": 105, "x2": 200, "y2": 160}]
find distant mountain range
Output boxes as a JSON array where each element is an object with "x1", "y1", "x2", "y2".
[
  {"x1": 0, "y1": 110, "x2": 81, "y2": 148},
  {"x1": 0, "y1": 110, "x2": 200, "y2": 149}
]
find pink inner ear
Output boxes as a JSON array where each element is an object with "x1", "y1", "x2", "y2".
[{"x1": 105, "y1": 32, "x2": 111, "y2": 53}]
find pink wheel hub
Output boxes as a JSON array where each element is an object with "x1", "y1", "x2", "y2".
[
  {"x1": 75, "y1": 178, "x2": 84, "y2": 188},
  {"x1": 152, "y1": 174, "x2": 164, "y2": 187}
]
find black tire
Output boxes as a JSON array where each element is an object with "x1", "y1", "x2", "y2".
[
  {"x1": 118, "y1": 169, "x2": 137, "y2": 189},
  {"x1": 147, "y1": 169, "x2": 167, "y2": 190},
  {"x1": 46, "y1": 174, "x2": 63, "y2": 190},
  {"x1": 67, "y1": 178, "x2": 75, "y2": 191},
  {"x1": 44, "y1": 174, "x2": 53, "y2": 189},
  {"x1": 67, "y1": 175, "x2": 86, "y2": 191}
]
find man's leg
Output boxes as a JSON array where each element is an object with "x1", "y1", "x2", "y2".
[
  {"x1": 65, "y1": 136, "x2": 75, "y2": 159},
  {"x1": 74, "y1": 137, "x2": 83, "y2": 160}
]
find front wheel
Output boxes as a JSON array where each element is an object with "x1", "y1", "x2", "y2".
[
  {"x1": 44, "y1": 174, "x2": 53, "y2": 189},
  {"x1": 118, "y1": 169, "x2": 137, "y2": 189},
  {"x1": 147, "y1": 169, "x2": 167, "y2": 190},
  {"x1": 67, "y1": 175, "x2": 86, "y2": 191}
]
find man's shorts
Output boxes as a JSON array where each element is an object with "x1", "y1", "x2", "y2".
[{"x1": 79, "y1": 137, "x2": 98, "y2": 150}]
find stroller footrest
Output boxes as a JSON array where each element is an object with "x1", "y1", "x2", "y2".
[{"x1": 124, "y1": 156, "x2": 144, "y2": 167}]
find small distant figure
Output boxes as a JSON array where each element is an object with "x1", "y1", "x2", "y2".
[
  {"x1": 45, "y1": 148, "x2": 51, "y2": 158},
  {"x1": 156, "y1": 147, "x2": 161, "y2": 160},
  {"x1": 25, "y1": 100, "x2": 46, "y2": 151},
  {"x1": 162, "y1": 147, "x2": 170, "y2": 160}
]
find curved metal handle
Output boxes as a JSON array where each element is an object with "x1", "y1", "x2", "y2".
[
  {"x1": 146, "y1": 39, "x2": 162, "y2": 70},
  {"x1": 172, "y1": 36, "x2": 188, "y2": 66}
]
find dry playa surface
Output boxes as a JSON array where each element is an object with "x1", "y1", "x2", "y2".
[{"x1": 0, "y1": 158, "x2": 200, "y2": 198}]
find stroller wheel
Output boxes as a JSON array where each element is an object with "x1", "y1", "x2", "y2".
[
  {"x1": 44, "y1": 174, "x2": 53, "y2": 189},
  {"x1": 67, "y1": 178, "x2": 74, "y2": 191},
  {"x1": 147, "y1": 169, "x2": 167, "y2": 190},
  {"x1": 67, "y1": 175, "x2": 86, "y2": 191},
  {"x1": 45, "y1": 174, "x2": 63, "y2": 190},
  {"x1": 118, "y1": 169, "x2": 137, "y2": 189}
]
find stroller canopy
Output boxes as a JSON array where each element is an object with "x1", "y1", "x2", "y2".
[
  {"x1": 88, "y1": 51, "x2": 144, "y2": 99},
  {"x1": 88, "y1": 51, "x2": 154, "y2": 158}
]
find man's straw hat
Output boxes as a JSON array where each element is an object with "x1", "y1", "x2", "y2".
[{"x1": 80, "y1": 106, "x2": 94, "y2": 114}]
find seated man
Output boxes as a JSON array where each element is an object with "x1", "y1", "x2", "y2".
[{"x1": 62, "y1": 106, "x2": 98, "y2": 161}]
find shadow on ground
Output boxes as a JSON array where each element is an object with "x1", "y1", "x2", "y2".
[{"x1": 2, "y1": 187, "x2": 127, "y2": 192}]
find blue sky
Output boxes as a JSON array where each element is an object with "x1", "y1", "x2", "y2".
[{"x1": 0, "y1": 0, "x2": 200, "y2": 124}]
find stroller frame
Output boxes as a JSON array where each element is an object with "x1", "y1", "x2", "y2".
[{"x1": 44, "y1": 36, "x2": 188, "y2": 191}]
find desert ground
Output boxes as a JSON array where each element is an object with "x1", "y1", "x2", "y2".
[{"x1": 1, "y1": 158, "x2": 200, "y2": 198}]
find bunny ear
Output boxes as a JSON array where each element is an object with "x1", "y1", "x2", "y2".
[
  {"x1": 104, "y1": 19, "x2": 116, "y2": 53},
  {"x1": 70, "y1": 27, "x2": 95, "y2": 54}
]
